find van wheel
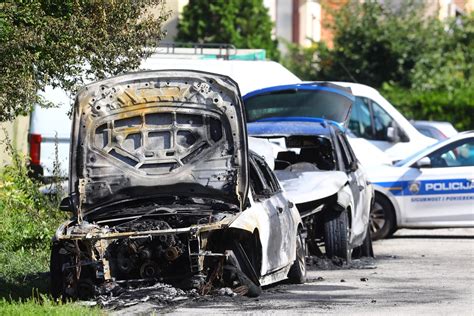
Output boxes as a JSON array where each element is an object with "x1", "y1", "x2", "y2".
[
  {"x1": 288, "y1": 230, "x2": 306, "y2": 284},
  {"x1": 324, "y1": 209, "x2": 351, "y2": 263},
  {"x1": 370, "y1": 194, "x2": 396, "y2": 240}
]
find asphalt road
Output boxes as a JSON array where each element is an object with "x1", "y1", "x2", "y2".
[{"x1": 156, "y1": 228, "x2": 474, "y2": 315}]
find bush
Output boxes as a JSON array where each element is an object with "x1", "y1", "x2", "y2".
[
  {"x1": 0, "y1": 138, "x2": 65, "y2": 253},
  {"x1": 381, "y1": 84, "x2": 474, "y2": 131}
]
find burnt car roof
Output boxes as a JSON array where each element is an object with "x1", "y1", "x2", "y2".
[{"x1": 68, "y1": 70, "x2": 248, "y2": 215}]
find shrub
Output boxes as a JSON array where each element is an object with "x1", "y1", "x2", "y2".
[
  {"x1": 381, "y1": 83, "x2": 474, "y2": 131},
  {"x1": 0, "y1": 137, "x2": 66, "y2": 252}
]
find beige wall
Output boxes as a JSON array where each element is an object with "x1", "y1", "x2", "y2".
[
  {"x1": 151, "y1": 0, "x2": 189, "y2": 42},
  {"x1": 0, "y1": 115, "x2": 30, "y2": 166}
]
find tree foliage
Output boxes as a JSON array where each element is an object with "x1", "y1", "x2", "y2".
[
  {"x1": 0, "y1": 0, "x2": 168, "y2": 121},
  {"x1": 282, "y1": 1, "x2": 474, "y2": 130},
  {"x1": 176, "y1": 0, "x2": 279, "y2": 60}
]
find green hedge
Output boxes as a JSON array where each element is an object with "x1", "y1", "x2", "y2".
[{"x1": 381, "y1": 84, "x2": 474, "y2": 131}]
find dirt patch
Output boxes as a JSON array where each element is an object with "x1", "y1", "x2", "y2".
[{"x1": 307, "y1": 256, "x2": 376, "y2": 270}]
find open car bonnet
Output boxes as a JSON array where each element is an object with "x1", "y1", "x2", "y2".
[
  {"x1": 243, "y1": 82, "x2": 354, "y2": 126},
  {"x1": 69, "y1": 70, "x2": 248, "y2": 215}
]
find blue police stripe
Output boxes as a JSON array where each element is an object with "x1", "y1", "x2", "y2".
[{"x1": 375, "y1": 178, "x2": 474, "y2": 196}]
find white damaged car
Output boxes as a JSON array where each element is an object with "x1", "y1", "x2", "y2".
[
  {"x1": 244, "y1": 83, "x2": 374, "y2": 262},
  {"x1": 50, "y1": 70, "x2": 305, "y2": 299}
]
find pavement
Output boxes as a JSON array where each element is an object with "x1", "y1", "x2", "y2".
[{"x1": 152, "y1": 228, "x2": 474, "y2": 315}]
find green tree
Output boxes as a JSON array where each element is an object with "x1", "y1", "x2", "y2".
[
  {"x1": 176, "y1": 0, "x2": 279, "y2": 60},
  {"x1": 382, "y1": 13, "x2": 474, "y2": 130},
  {"x1": 282, "y1": 1, "x2": 474, "y2": 130},
  {"x1": 284, "y1": 0, "x2": 440, "y2": 87},
  {"x1": 0, "y1": 0, "x2": 168, "y2": 121}
]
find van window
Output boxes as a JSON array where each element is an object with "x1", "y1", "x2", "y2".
[
  {"x1": 372, "y1": 101, "x2": 393, "y2": 141},
  {"x1": 349, "y1": 97, "x2": 373, "y2": 139},
  {"x1": 349, "y1": 97, "x2": 396, "y2": 141}
]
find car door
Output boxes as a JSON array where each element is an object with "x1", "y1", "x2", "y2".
[
  {"x1": 250, "y1": 155, "x2": 295, "y2": 273},
  {"x1": 335, "y1": 132, "x2": 368, "y2": 243},
  {"x1": 401, "y1": 137, "x2": 474, "y2": 225}
]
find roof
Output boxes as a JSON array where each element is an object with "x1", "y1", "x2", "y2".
[
  {"x1": 247, "y1": 119, "x2": 339, "y2": 137},
  {"x1": 243, "y1": 82, "x2": 355, "y2": 101}
]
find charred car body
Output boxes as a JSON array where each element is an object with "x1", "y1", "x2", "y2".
[
  {"x1": 244, "y1": 83, "x2": 374, "y2": 262},
  {"x1": 51, "y1": 71, "x2": 305, "y2": 299}
]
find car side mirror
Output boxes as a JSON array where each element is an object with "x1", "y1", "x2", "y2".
[
  {"x1": 387, "y1": 126, "x2": 400, "y2": 143},
  {"x1": 415, "y1": 157, "x2": 431, "y2": 168},
  {"x1": 399, "y1": 128, "x2": 410, "y2": 142},
  {"x1": 59, "y1": 197, "x2": 74, "y2": 212},
  {"x1": 349, "y1": 161, "x2": 358, "y2": 172}
]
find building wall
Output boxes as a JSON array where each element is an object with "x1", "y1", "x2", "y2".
[{"x1": 0, "y1": 116, "x2": 30, "y2": 166}]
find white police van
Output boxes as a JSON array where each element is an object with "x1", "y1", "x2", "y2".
[{"x1": 366, "y1": 131, "x2": 474, "y2": 239}]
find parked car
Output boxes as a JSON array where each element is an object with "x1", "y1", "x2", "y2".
[
  {"x1": 330, "y1": 82, "x2": 438, "y2": 163},
  {"x1": 244, "y1": 82, "x2": 374, "y2": 262},
  {"x1": 50, "y1": 70, "x2": 305, "y2": 299},
  {"x1": 367, "y1": 131, "x2": 474, "y2": 240},
  {"x1": 412, "y1": 120, "x2": 458, "y2": 141}
]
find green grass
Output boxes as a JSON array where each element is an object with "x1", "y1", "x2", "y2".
[
  {"x1": 0, "y1": 297, "x2": 103, "y2": 315},
  {"x1": 0, "y1": 249, "x2": 50, "y2": 300},
  {"x1": 0, "y1": 249, "x2": 103, "y2": 315},
  {"x1": 0, "y1": 143, "x2": 103, "y2": 314}
]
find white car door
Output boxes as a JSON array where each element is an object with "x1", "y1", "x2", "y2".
[
  {"x1": 249, "y1": 156, "x2": 296, "y2": 274},
  {"x1": 336, "y1": 132, "x2": 369, "y2": 245},
  {"x1": 401, "y1": 137, "x2": 474, "y2": 226}
]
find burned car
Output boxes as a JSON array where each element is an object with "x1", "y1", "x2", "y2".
[
  {"x1": 50, "y1": 71, "x2": 305, "y2": 299},
  {"x1": 244, "y1": 83, "x2": 374, "y2": 262}
]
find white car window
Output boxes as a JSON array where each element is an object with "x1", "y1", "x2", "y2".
[{"x1": 428, "y1": 138, "x2": 474, "y2": 168}]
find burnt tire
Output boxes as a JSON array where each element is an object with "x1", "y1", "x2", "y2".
[
  {"x1": 324, "y1": 209, "x2": 350, "y2": 263},
  {"x1": 223, "y1": 264, "x2": 262, "y2": 297},
  {"x1": 223, "y1": 248, "x2": 262, "y2": 297},
  {"x1": 352, "y1": 226, "x2": 374, "y2": 259},
  {"x1": 370, "y1": 194, "x2": 396, "y2": 240},
  {"x1": 50, "y1": 243, "x2": 65, "y2": 300},
  {"x1": 287, "y1": 230, "x2": 306, "y2": 284}
]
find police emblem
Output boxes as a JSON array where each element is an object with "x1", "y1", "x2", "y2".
[{"x1": 409, "y1": 182, "x2": 420, "y2": 194}]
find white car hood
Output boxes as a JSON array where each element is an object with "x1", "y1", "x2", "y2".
[{"x1": 275, "y1": 170, "x2": 348, "y2": 204}]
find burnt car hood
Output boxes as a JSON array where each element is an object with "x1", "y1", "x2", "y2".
[
  {"x1": 243, "y1": 82, "x2": 355, "y2": 126},
  {"x1": 69, "y1": 70, "x2": 248, "y2": 215}
]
